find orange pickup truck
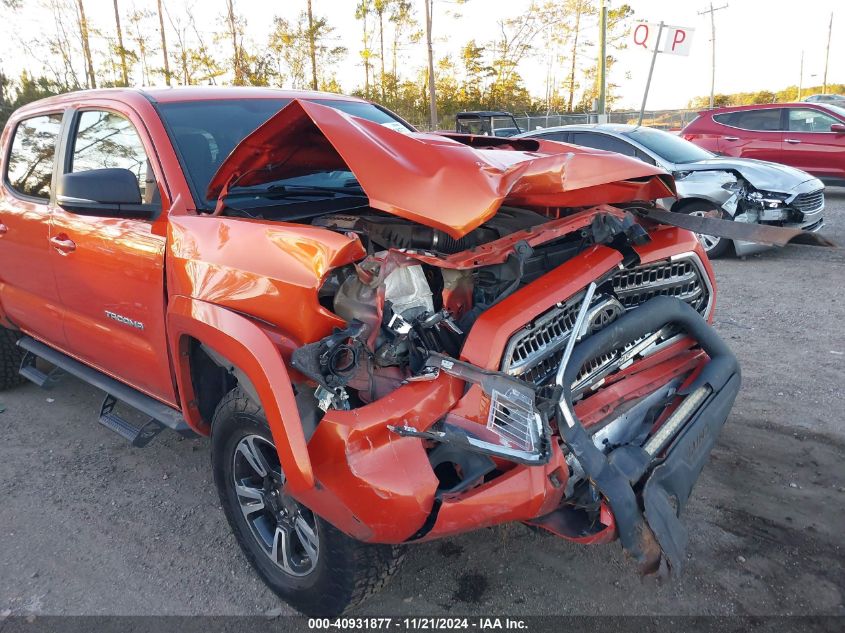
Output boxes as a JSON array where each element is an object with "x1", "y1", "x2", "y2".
[{"x1": 0, "y1": 87, "x2": 741, "y2": 615}]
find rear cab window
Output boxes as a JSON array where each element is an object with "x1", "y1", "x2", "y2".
[
  {"x1": 5, "y1": 113, "x2": 63, "y2": 201},
  {"x1": 713, "y1": 109, "x2": 783, "y2": 131}
]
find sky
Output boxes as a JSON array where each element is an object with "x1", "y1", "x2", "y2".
[{"x1": 0, "y1": 0, "x2": 841, "y2": 111}]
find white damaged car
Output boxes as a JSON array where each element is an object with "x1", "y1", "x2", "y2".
[{"x1": 517, "y1": 124, "x2": 825, "y2": 258}]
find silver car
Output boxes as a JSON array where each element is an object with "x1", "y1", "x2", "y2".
[{"x1": 516, "y1": 124, "x2": 825, "y2": 258}]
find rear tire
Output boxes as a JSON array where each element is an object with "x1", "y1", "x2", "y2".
[
  {"x1": 678, "y1": 201, "x2": 732, "y2": 259},
  {"x1": 211, "y1": 387, "x2": 403, "y2": 616},
  {"x1": 0, "y1": 327, "x2": 26, "y2": 390}
]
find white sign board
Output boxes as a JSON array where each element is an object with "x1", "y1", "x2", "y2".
[{"x1": 632, "y1": 22, "x2": 695, "y2": 56}]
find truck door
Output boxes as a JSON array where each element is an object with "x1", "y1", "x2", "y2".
[
  {"x1": 50, "y1": 106, "x2": 177, "y2": 405},
  {"x1": 0, "y1": 112, "x2": 66, "y2": 344}
]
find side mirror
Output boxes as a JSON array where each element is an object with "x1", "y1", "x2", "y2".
[
  {"x1": 830, "y1": 123, "x2": 845, "y2": 133},
  {"x1": 57, "y1": 168, "x2": 155, "y2": 218}
]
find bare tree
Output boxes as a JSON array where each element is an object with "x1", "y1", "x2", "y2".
[
  {"x1": 306, "y1": 0, "x2": 317, "y2": 90},
  {"x1": 164, "y1": 3, "x2": 190, "y2": 84},
  {"x1": 270, "y1": 7, "x2": 346, "y2": 91},
  {"x1": 225, "y1": 0, "x2": 245, "y2": 85},
  {"x1": 128, "y1": 9, "x2": 154, "y2": 85},
  {"x1": 389, "y1": 0, "x2": 417, "y2": 78},
  {"x1": 156, "y1": 0, "x2": 172, "y2": 85},
  {"x1": 355, "y1": 0, "x2": 373, "y2": 98},
  {"x1": 111, "y1": 0, "x2": 129, "y2": 85},
  {"x1": 43, "y1": 0, "x2": 82, "y2": 90},
  {"x1": 74, "y1": 0, "x2": 96, "y2": 88},
  {"x1": 424, "y1": 0, "x2": 436, "y2": 127},
  {"x1": 374, "y1": 0, "x2": 388, "y2": 99},
  {"x1": 564, "y1": 0, "x2": 596, "y2": 111}
]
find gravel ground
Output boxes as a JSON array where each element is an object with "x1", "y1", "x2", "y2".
[{"x1": 1, "y1": 191, "x2": 843, "y2": 618}]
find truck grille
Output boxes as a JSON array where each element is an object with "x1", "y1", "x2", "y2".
[
  {"x1": 792, "y1": 189, "x2": 824, "y2": 215},
  {"x1": 612, "y1": 258, "x2": 708, "y2": 315},
  {"x1": 501, "y1": 255, "x2": 711, "y2": 388}
]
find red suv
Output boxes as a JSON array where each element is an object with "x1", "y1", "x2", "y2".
[{"x1": 682, "y1": 103, "x2": 845, "y2": 186}]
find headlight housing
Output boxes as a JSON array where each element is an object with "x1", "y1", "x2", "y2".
[{"x1": 745, "y1": 190, "x2": 789, "y2": 208}]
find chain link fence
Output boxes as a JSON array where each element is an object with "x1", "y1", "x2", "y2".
[{"x1": 415, "y1": 108, "x2": 699, "y2": 133}]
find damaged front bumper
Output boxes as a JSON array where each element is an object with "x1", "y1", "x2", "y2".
[
  {"x1": 293, "y1": 256, "x2": 739, "y2": 578},
  {"x1": 547, "y1": 293, "x2": 740, "y2": 575}
]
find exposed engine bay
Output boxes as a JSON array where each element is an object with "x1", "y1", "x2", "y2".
[
  {"x1": 292, "y1": 203, "x2": 710, "y2": 471},
  {"x1": 294, "y1": 205, "x2": 648, "y2": 410}
]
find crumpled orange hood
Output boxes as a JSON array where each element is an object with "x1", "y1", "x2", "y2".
[{"x1": 206, "y1": 99, "x2": 675, "y2": 239}]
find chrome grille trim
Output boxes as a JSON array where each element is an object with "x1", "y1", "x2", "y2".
[
  {"x1": 612, "y1": 258, "x2": 708, "y2": 315},
  {"x1": 501, "y1": 253, "x2": 711, "y2": 388},
  {"x1": 501, "y1": 293, "x2": 584, "y2": 379},
  {"x1": 792, "y1": 189, "x2": 824, "y2": 215}
]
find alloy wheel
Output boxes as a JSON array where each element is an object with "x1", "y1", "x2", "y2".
[
  {"x1": 232, "y1": 434, "x2": 319, "y2": 576},
  {"x1": 688, "y1": 209, "x2": 723, "y2": 252}
]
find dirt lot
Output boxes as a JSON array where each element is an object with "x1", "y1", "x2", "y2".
[{"x1": 1, "y1": 191, "x2": 843, "y2": 618}]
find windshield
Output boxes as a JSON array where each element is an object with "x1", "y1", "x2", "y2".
[
  {"x1": 622, "y1": 126, "x2": 714, "y2": 164},
  {"x1": 158, "y1": 98, "x2": 412, "y2": 208}
]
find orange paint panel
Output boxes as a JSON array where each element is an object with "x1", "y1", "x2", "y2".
[
  {"x1": 422, "y1": 441, "x2": 568, "y2": 540},
  {"x1": 167, "y1": 215, "x2": 365, "y2": 344},
  {"x1": 297, "y1": 374, "x2": 464, "y2": 542},
  {"x1": 166, "y1": 295, "x2": 314, "y2": 493}
]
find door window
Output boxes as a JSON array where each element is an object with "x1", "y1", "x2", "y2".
[
  {"x1": 71, "y1": 110, "x2": 158, "y2": 204},
  {"x1": 570, "y1": 132, "x2": 639, "y2": 157},
  {"x1": 713, "y1": 109, "x2": 783, "y2": 131},
  {"x1": 787, "y1": 108, "x2": 840, "y2": 132},
  {"x1": 537, "y1": 132, "x2": 569, "y2": 142},
  {"x1": 5, "y1": 113, "x2": 63, "y2": 200}
]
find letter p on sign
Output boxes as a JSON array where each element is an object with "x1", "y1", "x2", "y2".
[
  {"x1": 632, "y1": 22, "x2": 694, "y2": 56},
  {"x1": 669, "y1": 27, "x2": 693, "y2": 56}
]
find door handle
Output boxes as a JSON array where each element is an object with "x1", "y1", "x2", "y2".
[
  {"x1": 50, "y1": 234, "x2": 76, "y2": 254},
  {"x1": 0, "y1": 222, "x2": 7, "y2": 236},
  {"x1": 785, "y1": 138, "x2": 802, "y2": 144},
  {"x1": 724, "y1": 136, "x2": 740, "y2": 141}
]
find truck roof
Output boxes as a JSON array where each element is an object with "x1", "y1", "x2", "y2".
[{"x1": 12, "y1": 86, "x2": 367, "y2": 115}]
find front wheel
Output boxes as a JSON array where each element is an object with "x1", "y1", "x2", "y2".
[
  {"x1": 211, "y1": 388, "x2": 403, "y2": 616},
  {"x1": 679, "y1": 202, "x2": 732, "y2": 259}
]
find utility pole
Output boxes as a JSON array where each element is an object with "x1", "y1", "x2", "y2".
[
  {"x1": 698, "y1": 3, "x2": 728, "y2": 109},
  {"x1": 424, "y1": 0, "x2": 437, "y2": 129},
  {"x1": 822, "y1": 12, "x2": 833, "y2": 94},
  {"x1": 597, "y1": 0, "x2": 607, "y2": 116},
  {"x1": 798, "y1": 50, "x2": 804, "y2": 101}
]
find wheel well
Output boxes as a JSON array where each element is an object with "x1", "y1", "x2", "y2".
[
  {"x1": 183, "y1": 336, "x2": 321, "y2": 440},
  {"x1": 186, "y1": 338, "x2": 237, "y2": 428}
]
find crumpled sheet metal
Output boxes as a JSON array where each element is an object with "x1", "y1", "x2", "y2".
[{"x1": 207, "y1": 99, "x2": 675, "y2": 239}]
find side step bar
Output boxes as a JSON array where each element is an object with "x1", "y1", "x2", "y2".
[{"x1": 17, "y1": 336, "x2": 196, "y2": 443}]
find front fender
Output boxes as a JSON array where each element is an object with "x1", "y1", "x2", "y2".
[{"x1": 166, "y1": 295, "x2": 314, "y2": 494}]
